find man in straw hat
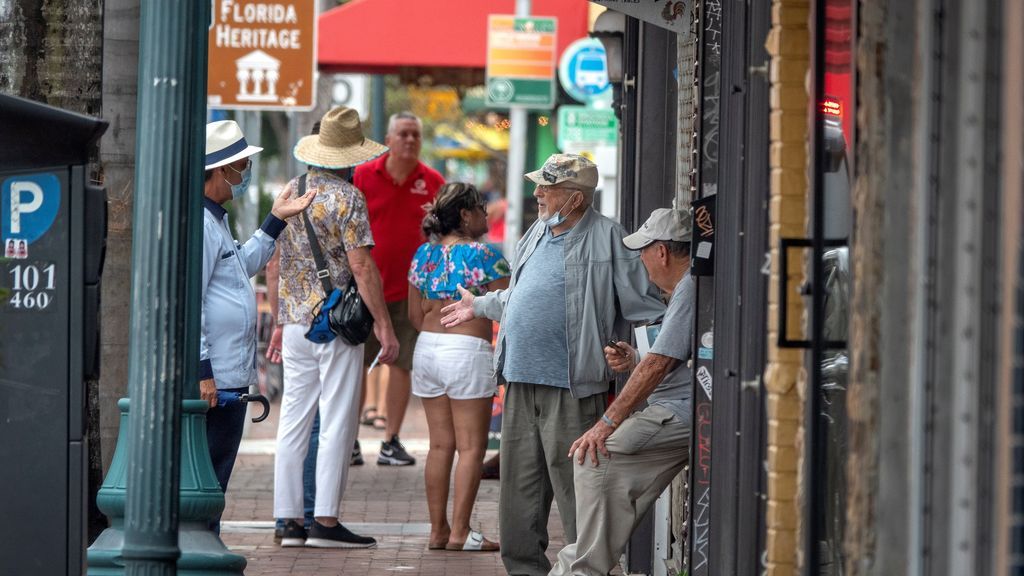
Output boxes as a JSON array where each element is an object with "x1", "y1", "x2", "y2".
[
  {"x1": 549, "y1": 208, "x2": 693, "y2": 576},
  {"x1": 201, "y1": 119, "x2": 317, "y2": 533},
  {"x1": 268, "y1": 106, "x2": 398, "y2": 549},
  {"x1": 440, "y1": 153, "x2": 665, "y2": 575}
]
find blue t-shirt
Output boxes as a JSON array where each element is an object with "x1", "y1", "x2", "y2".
[
  {"x1": 408, "y1": 241, "x2": 510, "y2": 300},
  {"x1": 502, "y1": 229, "x2": 569, "y2": 388}
]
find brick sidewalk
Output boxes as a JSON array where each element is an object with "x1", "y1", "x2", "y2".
[{"x1": 220, "y1": 395, "x2": 566, "y2": 575}]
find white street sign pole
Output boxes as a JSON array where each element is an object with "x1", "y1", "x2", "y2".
[{"x1": 503, "y1": 0, "x2": 531, "y2": 260}]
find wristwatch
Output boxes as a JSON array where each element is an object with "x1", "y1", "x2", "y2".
[{"x1": 601, "y1": 414, "x2": 618, "y2": 429}]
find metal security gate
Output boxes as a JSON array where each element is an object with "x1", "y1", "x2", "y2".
[{"x1": 687, "y1": 0, "x2": 771, "y2": 573}]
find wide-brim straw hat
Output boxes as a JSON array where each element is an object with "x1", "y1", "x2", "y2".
[
  {"x1": 205, "y1": 120, "x2": 263, "y2": 170},
  {"x1": 293, "y1": 107, "x2": 388, "y2": 169}
]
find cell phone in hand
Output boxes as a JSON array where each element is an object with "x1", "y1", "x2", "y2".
[{"x1": 607, "y1": 339, "x2": 623, "y2": 352}]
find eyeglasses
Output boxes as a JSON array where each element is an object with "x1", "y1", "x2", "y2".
[
  {"x1": 226, "y1": 159, "x2": 251, "y2": 174},
  {"x1": 537, "y1": 184, "x2": 582, "y2": 194}
]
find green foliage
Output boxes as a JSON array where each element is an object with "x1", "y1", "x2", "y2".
[{"x1": 383, "y1": 76, "x2": 442, "y2": 162}]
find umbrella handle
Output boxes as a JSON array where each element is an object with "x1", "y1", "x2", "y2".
[{"x1": 239, "y1": 393, "x2": 271, "y2": 423}]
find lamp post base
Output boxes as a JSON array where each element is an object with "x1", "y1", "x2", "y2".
[{"x1": 87, "y1": 399, "x2": 246, "y2": 575}]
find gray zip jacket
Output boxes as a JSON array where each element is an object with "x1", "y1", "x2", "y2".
[{"x1": 473, "y1": 207, "x2": 666, "y2": 399}]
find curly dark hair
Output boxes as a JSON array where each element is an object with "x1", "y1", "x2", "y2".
[{"x1": 422, "y1": 182, "x2": 484, "y2": 238}]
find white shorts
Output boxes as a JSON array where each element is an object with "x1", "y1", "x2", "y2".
[{"x1": 412, "y1": 331, "x2": 497, "y2": 400}]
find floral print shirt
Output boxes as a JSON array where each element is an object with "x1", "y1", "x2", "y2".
[
  {"x1": 408, "y1": 241, "x2": 510, "y2": 300},
  {"x1": 277, "y1": 169, "x2": 375, "y2": 325}
]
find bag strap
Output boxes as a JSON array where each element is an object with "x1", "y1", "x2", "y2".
[{"x1": 296, "y1": 174, "x2": 334, "y2": 296}]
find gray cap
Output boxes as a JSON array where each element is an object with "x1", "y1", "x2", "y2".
[
  {"x1": 623, "y1": 208, "x2": 691, "y2": 250},
  {"x1": 524, "y1": 153, "x2": 599, "y2": 189}
]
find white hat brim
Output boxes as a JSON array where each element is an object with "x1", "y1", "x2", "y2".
[
  {"x1": 622, "y1": 230, "x2": 655, "y2": 250},
  {"x1": 205, "y1": 145, "x2": 263, "y2": 170}
]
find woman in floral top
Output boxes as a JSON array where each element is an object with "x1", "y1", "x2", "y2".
[{"x1": 407, "y1": 182, "x2": 510, "y2": 551}]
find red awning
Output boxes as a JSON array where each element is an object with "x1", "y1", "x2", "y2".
[{"x1": 317, "y1": 0, "x2": 591, "y2": 75}]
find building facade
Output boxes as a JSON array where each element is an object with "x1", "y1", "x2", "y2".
[{"x1": 598, "y1": 0, "x2": 1022, "y2": 573}]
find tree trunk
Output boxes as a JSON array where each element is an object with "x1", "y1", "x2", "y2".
[
  {"x1": 97, "y1": 0, "x2": 138, "y2": 488},
  {"x1": 1, "y1": 0, "x2": 107, "y2": 543}
]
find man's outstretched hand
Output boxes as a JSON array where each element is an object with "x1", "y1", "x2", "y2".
[
  {"x1": 271, "y1": 185, "x2": 317, "y2": 220},
  {"x1": 439, "y1": 285, "x2": 477, "y2": 328}
]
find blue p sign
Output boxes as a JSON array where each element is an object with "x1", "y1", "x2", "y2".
[{"x1": 2, "y1": 173, "x2": 61, "y2": 244}]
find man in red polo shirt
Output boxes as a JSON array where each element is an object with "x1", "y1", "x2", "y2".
[{"x1": 354, "y1": 111, "x2": 445, "y2": 466}]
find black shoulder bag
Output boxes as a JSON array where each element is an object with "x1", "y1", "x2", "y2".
[{"x1": 297, "y1": 174, "x2": 374, "y2": 345}]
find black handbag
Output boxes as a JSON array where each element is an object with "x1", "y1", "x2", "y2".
[{"x1": 296, "y1": 174, "x2": 374, "y2": 346}]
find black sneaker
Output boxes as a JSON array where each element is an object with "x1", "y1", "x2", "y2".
[
  {"x1": 279, "y1": 520, "x2": 307, "y2": 547},
  {"x1": 351, "y1": 440, "x2": 364, "y2": 466},
  {"x1": 377, "y1": 435, "x2": 416, "y2": 466},
  {"x1": 305, "y1": 521, "x2": 377, "y2": 549}
]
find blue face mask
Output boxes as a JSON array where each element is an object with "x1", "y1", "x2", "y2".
[
  {"x1": 226, "y1": 164, "x2": 252, "y2": 199},
  {"x1": 542, "y1": 190, "x2": 580, "y2": 228}
]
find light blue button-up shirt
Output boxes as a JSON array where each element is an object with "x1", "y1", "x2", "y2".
[{"x1": 200, "y1": 197, "x2": 285, "y2": 390}]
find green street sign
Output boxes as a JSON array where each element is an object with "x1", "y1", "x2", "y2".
[
  {"x1": 557, "y1": 106, "x2": 618, "y2": 152},
  {"x1": 486, "y1": 15, "x2": 557, "y2": 108}
]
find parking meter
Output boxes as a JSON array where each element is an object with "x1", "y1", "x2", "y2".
[{"x1": 0, "y1": 94, "x2": 108, "y2": 575}]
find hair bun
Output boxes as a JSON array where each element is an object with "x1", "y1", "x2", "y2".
[{"x1": 421, "y1": 212, "x2": 443, "y2": 237}]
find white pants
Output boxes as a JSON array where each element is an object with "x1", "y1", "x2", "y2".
[
  {"x1": 412, "y1": 331, "x2": 496, "y2": 400},
  {"x1": 273, "y1": 324, "x2": 363, "y2": 519}
]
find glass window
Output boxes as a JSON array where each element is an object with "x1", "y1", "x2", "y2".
[{"x1": 812, "y1": 0, "x2": 855, "y2": 572}]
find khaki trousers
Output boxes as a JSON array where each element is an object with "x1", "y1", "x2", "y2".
[
  {"x1": 500, "y1": 383, "x2": 606, "y2": 576},
  {"x1": 549, "y1": 404, "x2": 690, "y2": 576}
]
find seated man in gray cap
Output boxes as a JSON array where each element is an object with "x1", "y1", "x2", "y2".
[
  {"x1": 549, "y1": 208, "x2": 694, "y2": 576},
  {"x1": 441, "y1": 154, "x2": 665, "y2": 575}
]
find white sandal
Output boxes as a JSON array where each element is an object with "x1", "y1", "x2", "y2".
[{"x1": 445, "y1": 529, "x2": 499, "y2": 552}]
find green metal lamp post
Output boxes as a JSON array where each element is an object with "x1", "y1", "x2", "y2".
[{"x1": 86, "y1": 0, "x2": 245, "y2": 573}]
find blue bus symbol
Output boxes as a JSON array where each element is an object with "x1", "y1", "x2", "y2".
[{"x1": 574, "y1": 52, "x2": 608, "y2": 91}]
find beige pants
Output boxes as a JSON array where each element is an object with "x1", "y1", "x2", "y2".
[{"x1": 549, "y1": 404, "x2": 690, "y2": 576}]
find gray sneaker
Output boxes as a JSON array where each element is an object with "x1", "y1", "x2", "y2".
[
  {"x1": 377, "y1": 435, "x2": 416, "y2": 466},
  {"x1": 351, "y1": 439, "x2": 364, "y2": 466}
]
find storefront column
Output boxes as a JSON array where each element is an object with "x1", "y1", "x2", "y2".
[{"x1": 763, "y1": 1, "x2": 810, "y2": 574}]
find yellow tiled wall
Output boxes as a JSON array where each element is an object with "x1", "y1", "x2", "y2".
[{"x1": 763, "y1": 0, "x2": 810, "y2": 573}]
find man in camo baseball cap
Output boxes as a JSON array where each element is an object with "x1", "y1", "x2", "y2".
[
  {"x1": 439, "y1": 152, "x2": 666, "y2": 574},
  {"x1": 524, "y1": 153, "x2": 599, "y2": 189}
]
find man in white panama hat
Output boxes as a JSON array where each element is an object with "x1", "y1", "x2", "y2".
[
  {"x1": 201, "y1": 119, "x2": 316, "y2": 533},
  {"x1": 267, "y1": 106, "x2": 399, "y2": 548}
]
